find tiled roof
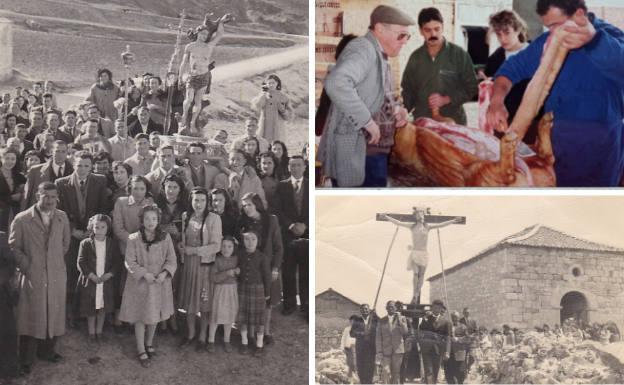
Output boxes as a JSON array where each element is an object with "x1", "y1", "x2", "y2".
[
  {"x1": 501, "y1": 224, "x2": 624, "y2": 252},
  {"x1": 428, "y1": 224, "x2": 624, "y2": 281}
]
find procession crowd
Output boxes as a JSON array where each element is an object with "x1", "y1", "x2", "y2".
[
  {"x1": 0, "y1": 67, "x2": 309, "y2": 380},
  {"x1": 339, "y1": 302, "x2": 621, "y2": 384}
]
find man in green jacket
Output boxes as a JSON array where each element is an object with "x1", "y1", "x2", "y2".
[{"x1": 401, "y1": 7, "x2": 478, "y2": 125}]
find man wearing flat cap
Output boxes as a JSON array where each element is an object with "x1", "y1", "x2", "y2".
[
  {"x1": 418, "y1": 299, "x2": 452, "y2": 384},
  {"x1": 318, "y1": 5, "x2": 413, "y2": 187},
  {"x1": 401, "y1": 7, "x2": 478, "y2": 125}
]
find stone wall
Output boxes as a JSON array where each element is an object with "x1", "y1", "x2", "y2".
[
  {"x1": 502, "y1": 245, "x2": 624, "y2": 332},
  {"x1": 0, "y1": 18, "x2": 13, "y2": 82},
  {"x1": 429, "y1": 247, "x2": 505, "y2": 329},
  {"x1": 430, "y1": 245, "x2": 624, "y2": 332}
]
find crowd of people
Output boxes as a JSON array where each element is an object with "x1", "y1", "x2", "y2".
[
  {"x1": 0, "y1": 64, "x2": 308, "y2": 379},
  {"x1": 339, "y1": 301, "x2": 622, "y2": 384},
  {"x1": 317, "y1": 0, "x2": 624, "y2": 187}
]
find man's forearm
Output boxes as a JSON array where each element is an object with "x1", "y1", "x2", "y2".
[{"x1": 491, "y1": 76, "x2": 512, "y2": 105}]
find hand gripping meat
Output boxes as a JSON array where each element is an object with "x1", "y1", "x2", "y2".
[{"x1": 392, "y1": 25, "x2": 569, "y2": 187}]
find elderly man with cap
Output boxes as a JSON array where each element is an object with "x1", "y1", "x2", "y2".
[
  {"x1": 418, "y1": 299, "x2": 452, "y2": 384},
  {"x1": 401, "y1": 7, "x2": 478, "y2": 125},
  {"x1": 318, "y1": 5, "x2": 412, "y2": 187}
]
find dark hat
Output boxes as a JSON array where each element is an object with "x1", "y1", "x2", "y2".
[
  {"x1": 431, "y1": 299, "x2": 446, "y2": 309},
  {"x1": 370, "y1": 5, "x2": 416, "y2": 28}
]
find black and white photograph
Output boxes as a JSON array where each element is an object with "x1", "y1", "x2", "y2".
[
  {"x1": 0, "y1": 1, "x2": 309, "y2": 384},
  {"x1": 316, "y1": 195, "x2": 624, "y2": 384}
]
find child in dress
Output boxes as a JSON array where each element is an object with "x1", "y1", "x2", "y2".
[
  {"x1": 76, "y1": 214, "x2": 121, "y2": 342},
  {"x1": 208, "y1": 236, "x2": 239, "y2": 353},
  {"x1": 119, "y1": 205, "x2": 177, "y2": 368},
  {"x1": 237, "y1": 230, "x2": 270, "y2": 356}
]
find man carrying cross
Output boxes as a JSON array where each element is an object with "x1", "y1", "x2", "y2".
[{"x1": 381, "y1": 207, "x2": 461, "y2": 304}]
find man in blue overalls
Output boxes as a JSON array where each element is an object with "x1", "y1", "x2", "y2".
[{"x1": 487, "y1": 0, "x2": 624, "y2": 186}]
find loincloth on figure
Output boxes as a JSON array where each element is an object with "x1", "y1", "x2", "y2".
[
  {"x1": 186, "y1": 71, "x2": 212, "y2": 90},
  {"x1": 407, "y1": 246, "x2": 428, "y2": 270}
]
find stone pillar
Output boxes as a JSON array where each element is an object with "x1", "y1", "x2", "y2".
[
  {"x1": 0, "y1": 18, "x2": 13, "y2": 82},
  {"x1": 513, "y1": 0, "x2": 544, "y2": 41}
]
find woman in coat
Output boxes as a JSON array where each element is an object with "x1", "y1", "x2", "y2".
[
  {"x1": 86, "y1": 68, "x2": 121, "y2": 121},
  {"x1": 238, "y1": 192, "x2": 283, "y2": 345},
  {"x1": 119, "y1": 204, "x2": 177, "y2": 367},
  {"x1": 112, "y1": 175, "x2": 153, "y2": 331},
  {"x1": 251, "y1": 74, "x2": 292, "y2": 143}
]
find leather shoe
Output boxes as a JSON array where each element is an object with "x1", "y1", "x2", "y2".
[
  {"x1": 281, "y1": 307, "x2": 295, "y2": 316},
  {"x1": 44, "y1": 353, "x2": 63, "y2": 363},
  {"x1": 264, "y1": 335, "x2": 274, "y2": 345},
  {"x1": 19, "y1": 364, "x2": 31, "y2": 376}
]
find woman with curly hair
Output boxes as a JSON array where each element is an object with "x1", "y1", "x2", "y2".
[
  {"x1": 87, "y1": 68, "x2": 121, "y2": 121},
  {"x1": 0, "y1": 147, "x2": 25, "y2": 232},
  {"x1": 177, "y1": 187, "x2": 222, "y2": 351},
  {"x1": 270, "y1": 140, "x2": 290, "y2": 181}
]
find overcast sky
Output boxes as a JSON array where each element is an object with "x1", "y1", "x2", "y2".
[{"x1": 316, "y1": 195, "x2": 624, "y2": 312}]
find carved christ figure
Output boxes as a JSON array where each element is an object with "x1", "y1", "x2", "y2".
[
  {"x1": 179, "y1": 13, "x2": 233, "y2": 132},
  {"x1": 382, "y1": 208, "x2": 460, "y2": 303}
]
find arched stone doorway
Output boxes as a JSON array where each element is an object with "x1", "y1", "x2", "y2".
[{"x1": 560, "y1": 291, "x2": 589, "y2": 325}]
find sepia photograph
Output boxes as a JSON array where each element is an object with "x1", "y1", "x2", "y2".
[
  {"x1": 316, "y1": 195, "x2": 624, "y2": 384},
  {"x1": 314, "y1": 0, "x2": 624, "y2": 188},
  {"x1": 0, "y1": 0, "x2": 309, "y2": 384}
]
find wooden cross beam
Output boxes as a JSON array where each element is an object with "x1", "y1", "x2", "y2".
[{"x1": 375, "y1": 211, "x2": 466, "y2": 225}]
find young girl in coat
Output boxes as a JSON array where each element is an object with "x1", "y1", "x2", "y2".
[
  {"x1": 119, "y1": 205, "x2": 177, "y2": 368},
  {"x1": 76, "y1": 214, "x2": 121, "y2": 342},
  {"x1": 208, "y1": 236, "x2": 239, "y2": 353},
  {"x1": 237, "y1": 230, "x2": 270, "y2": 356}
]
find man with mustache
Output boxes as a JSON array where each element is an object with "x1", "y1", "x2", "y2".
[{"x1": 401, "y1": 7, "x2": 478, "y2": 125}]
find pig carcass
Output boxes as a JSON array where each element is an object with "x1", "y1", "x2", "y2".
[{"x1": 392, "y1": 23, "x2": 570, "y2": 187}]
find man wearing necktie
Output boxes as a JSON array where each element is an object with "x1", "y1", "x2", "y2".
[
  {"x1": 276, "y1": 156, "x2": 309, "y2": 316},
  {"x1": 23, "y1": 141, "x2": 74, "y2": 210},
  {"x1": 318, "y1": 5, "x2": 411, "y2": 187},
  {"x1": 55, "y1": 151, "x2": 108, "y2": 327},
  {"x1": 376, "y1": 300, "x2": 410, "y2": 384}
]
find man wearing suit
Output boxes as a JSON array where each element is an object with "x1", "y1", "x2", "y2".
[
  {"x1": 275, "y1": 156, "x2": 308, "y2": 316},
  {"x1": 144, "y1": 145, "x2": 190, "y2": 196},
  {"x1": 181, "y1": 142, "x2": 220, "y2": 190},
  {"x1": 350, "y1": 304, "x2": 378, "y2": 384},
  {"x1": 376, "y1": 300, "x2": 410, "y2": 384},
  {"x1": 128, "y1": 106, "x2": 164, "y2": 138},
  {"x1": 459, "y1": 307, "x2": 478, "y2": 371},
  {"x1": 445, "y1": 311, "x2": 470, "y2": 384},
  {"x1": 23, "y1": 140, "x2": 73, "y2": 209},
  {"x1": 419, "y1": 299, "x2": 452, "y2": 384},
  {"x1": 318, "y1": 5, "x2": 411, "y2": 187},
  {"x1": 54, "y1": 151, "x2": 108, "y2": 325}
]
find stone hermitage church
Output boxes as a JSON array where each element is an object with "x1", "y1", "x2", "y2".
[{"x1": 429, "y1": 224, "x2": 624, "y2": 331}]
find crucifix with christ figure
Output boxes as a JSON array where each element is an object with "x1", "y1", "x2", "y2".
[{"x1": 376, "y1": 207, "x2": 465, "y2": 304}]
